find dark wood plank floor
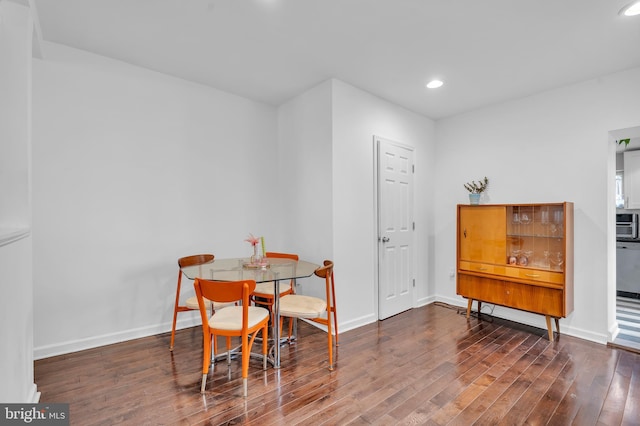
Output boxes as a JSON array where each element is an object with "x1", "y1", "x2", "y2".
[{"x1": 35, "y1": 303, "x2": 640, "y2": 425}]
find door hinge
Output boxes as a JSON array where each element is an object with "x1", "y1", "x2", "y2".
[
  {"x1": 413, "y1": 279, "x2": 415, "y2": 287},
  {"x1": 413, "y1": 222, "x2": 415, "y2": 231},
  {"x1": 412, "y1": 164, "x2": 415, "y2": 173}
]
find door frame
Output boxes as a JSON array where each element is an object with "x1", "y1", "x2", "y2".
[
  {"x1": 608, "y1": 125, "x2": 640, "y2": 344},
  {"x1": 373, "y1": 135, "x2": 417, "y2": 320}
]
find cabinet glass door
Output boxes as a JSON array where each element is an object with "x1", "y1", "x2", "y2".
[{"x1": 506, "y1": 205, "x2": 564, "y2": 271}]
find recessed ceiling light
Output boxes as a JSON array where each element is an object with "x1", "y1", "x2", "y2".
[
  {"x1": 426, "y1": 80, "x2": 444, "y2": 89},
  {"x1": 620, "y1": 1, "x2": 640, "y2": 16}
]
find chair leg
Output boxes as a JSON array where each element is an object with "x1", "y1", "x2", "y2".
[
  {"x1": 332, "y1": 307, "x2": 339, "y2": 346},
  {"x1": 330, "y1": 275, "x2": 338, "y2": 346},
  {"x1": 171, "y1": 305, "x2": 199, "y2": 351},
  {"x1": 241, "y1": 332, "x2": 249, "y2": 398},
  {"x1": 201, "y1": 374, "x2": 207, "y2": 393},
  {"x1": 327, "y1": 314, "x2": 334, "y2": 371},
  {"x1": 288, "y1": 317, "x2": 294, "y2": 342},
  {"x1": 262, "y1": 324, "x2": 268, "y2": 370},
  {"x1": 201, "y1": 333, "x2": 212, "y2": 393},
  {"x1": 170, "y1": 308, "x2": 178, "y2": 351},
  {"x1": 170, "y1": 272, "x2": 183, "y2": 351}
]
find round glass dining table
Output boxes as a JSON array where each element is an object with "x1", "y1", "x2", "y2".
[{"x1": 181, "y1": 257, "x2": 319, "y2": 368}]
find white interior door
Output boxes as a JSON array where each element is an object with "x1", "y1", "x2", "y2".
[{"x1": 377, "y1": 137, "x2": 414, "y2": 320}]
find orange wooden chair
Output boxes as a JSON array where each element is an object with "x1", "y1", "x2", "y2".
[
  {"x1": 170, "y1": 254, "x2": 215, "y2": 351},
  {"x1": 251, "y1": 251, "x2": 298, "y2": 310},
  {"x1": 278, "y1": 260, "x2": 338, "y2": 370},
  {"x1": 193, "y1": 278, "x2": 269, "y2": 396}
]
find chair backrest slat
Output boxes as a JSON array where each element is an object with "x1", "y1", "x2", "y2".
[
  {"x1": 195, "y1": 279, "x2": 256, "y2": 304},
  {"x1": 314, "y1": 261, "x2": 333, "y2": 279},
  {"x1": 178, "y1": 254, "x2": 214, "y2": 268},
  {"x1": 265, "y1": 252, "x2": 299, "y2": 261}
]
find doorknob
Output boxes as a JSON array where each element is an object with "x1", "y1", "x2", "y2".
[{"x1": 381, "y1": 236, "x2": 390, "y2": 243}]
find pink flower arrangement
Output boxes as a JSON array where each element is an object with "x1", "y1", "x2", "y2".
[{"x1": 245, "y1": 233, "x2": 260, "y2": 247}]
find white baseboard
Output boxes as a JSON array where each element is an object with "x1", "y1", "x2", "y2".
[
  {"x1": 300, "y1": 312, "x2": 377, "y2": 335},
  {"x1": 27, "y1": 384, "x2": 40, "y2": 403},
  {"x1": 33, "y1": 316, "x2": 201, "y2": 360},
  {"x1": 433, "y1": 295, "x2": 609, "y2": 345},
  {"x1": 338, "y1": 312, "x2": 377, "y2": 333},
  {"x1": 608, "y1": 321, "x2": 620, "y2": 341},
  {"x1": 416, "y1": 295, "x2": 436, "y2": 307}
]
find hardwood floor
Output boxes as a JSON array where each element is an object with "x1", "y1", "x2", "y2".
[{"x1": 35, "y1": 303, "x2": 640, "y2": 425}]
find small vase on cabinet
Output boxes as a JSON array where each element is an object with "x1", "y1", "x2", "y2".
[{"x1": 469, "y1": 193, "x2": 481, "y2": 205}]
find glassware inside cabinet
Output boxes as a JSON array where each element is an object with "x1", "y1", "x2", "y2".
[
  {"x1": 549, "y1": 205, "x2": 564, "y2": 237},
  {"x1": 507, "y1": 206, "x2": 519, "y2": 235},
  {"x1": 549, "y1": 251, "x2": 564, "y2": 271},
  {"x1": 533, "y1": 205, "x2": 550, "y2": 237},
  {"x1": 507, "y1": 206, "x2": 533, "y2": 235},
  {"x1": 506, "y1": 204, "x2": 564, "y2": 271}
]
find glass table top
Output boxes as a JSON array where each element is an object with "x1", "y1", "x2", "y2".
[{"x1": 180, "y1": 257, "x2": 319, "y2": 283}]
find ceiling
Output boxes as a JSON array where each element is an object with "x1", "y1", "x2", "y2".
[{"x1": 32, "y1": 0, "x2": 640, "y2": 120}]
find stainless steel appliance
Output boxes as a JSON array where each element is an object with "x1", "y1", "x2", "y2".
[
  {"x1": 616, "y1": 241, "x2": 640, "y2": 295},
  {"x1": 616, "y1": 213, "x2": 638, "y2": 239}
]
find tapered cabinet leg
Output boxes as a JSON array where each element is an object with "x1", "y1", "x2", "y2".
[
  {"x1": 545, "y1": 315, "x2": 554, "y2": 341},
  {"x1": 466, "y1": 299, "x2": 473, "y2": 318}
]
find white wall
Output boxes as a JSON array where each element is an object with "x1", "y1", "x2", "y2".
[
  {"x1": 331, "y1": 80, "x2": 436, "y2": 330},
  {"x1": 276, "y1": 80, "x2": 333, "y2": 263},
  {"x1": 0, "y1": 0, "x2": 37, "y2": 403},
  {"x1": 0, "y1": 0, "x2": 30, "y2": 228},
  {"x1": 31, "y1": 42, "x2": 280, "y2": 358},
  {"x1": 278, "y1": 79, "x2": 436, "y2": 332},
  {"x1": 434, "y1": 66, "x2": 640, "y2": 343}
]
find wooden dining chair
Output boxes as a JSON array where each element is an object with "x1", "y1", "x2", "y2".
[
  {"x1": 193, "y1": 278, "x2": 270, "y2": 396},
  {"x1": 170, "y1": 254, "x2": 215, "y2": 351},
  {"x1": 251, "y1": 251, "x2": 298, "y2": 311},
  {"x1": 278, "y1": 260, "x2": 338, "y2": 370}
]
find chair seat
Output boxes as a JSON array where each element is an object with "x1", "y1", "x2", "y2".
[
  {"x1": 185, "y1": 296, "x2": 233, "y2": 311},
  {"x1": 253, "y1": 281, "x2": 291, "y2": 297},
  {"x1": 209, "y1": 306, "x2": 270, "y2": 331},
  {"x1": 279, "y1": 294, "x2": 326, "y2": 318}
]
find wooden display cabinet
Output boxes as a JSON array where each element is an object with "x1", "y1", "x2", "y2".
[{"x1": 456, "y1": 202, "x2": 574, "y2": 341}]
